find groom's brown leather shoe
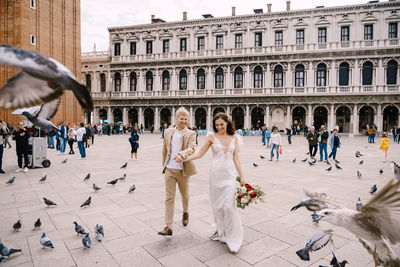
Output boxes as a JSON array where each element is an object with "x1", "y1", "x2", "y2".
[
  {"x1": 158, "y1": 226, "x2": 173, "y2": 236},
  {"x1": 182, "y1": 212, "x2": 189, "y2": 226}
]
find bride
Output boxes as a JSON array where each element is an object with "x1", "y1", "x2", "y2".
[{"x1": 183, "y1": 112, "x2": 244, "y2": 253}]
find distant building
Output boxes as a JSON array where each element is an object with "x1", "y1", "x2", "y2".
[
  {"x1": 82, "y1": 0, "x2": 400, "y2": 133},
  {"x1": 0, "y1": 0, "x2": 83, "y2": 125}
]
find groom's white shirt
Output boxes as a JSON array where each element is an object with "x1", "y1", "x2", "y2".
[{"x1": 166, "y1": 128, "x2": 183, "y2": 170}]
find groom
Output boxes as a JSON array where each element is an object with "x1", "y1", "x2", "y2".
[{"x1": 158, "y1": 107, "x2": 197, "y2": 236}]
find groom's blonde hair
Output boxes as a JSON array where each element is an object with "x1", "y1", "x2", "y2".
[{"x1": 176, "y1": 107, "x2": 189, "y2": 118}]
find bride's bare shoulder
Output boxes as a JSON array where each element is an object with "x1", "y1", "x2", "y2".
[{"x1": 206, "y1": 132, "x2": 215, "y2": 144}]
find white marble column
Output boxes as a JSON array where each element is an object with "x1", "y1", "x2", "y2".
[
  {"x1": 307, "y1": 104, "x2": 313, "y2": 127},
  {"x1": 93, "y1": 107, "x2": 99, "y2": 123},
  {"x1": 107, "y1": 72, "x2": 112, "y2": 92},
  {"x1": 189, "y1": 68, "x2": 196, "y2": 91},
  {"x1": 286, "y1": 105, "x2": 291, "y2": 128},
  {"x1": 154, "y1": 71, "x2": 160, "y2": 91},
  {"x1": 107, "y1": 107, "x2": 113, "y2": 123},
  {"x1": 138, "y1": 107, "x2": 144, "y2": 128},
  {"x1": 265, "y1": 105, "x2": 270, "y2": 127},
  {"x1": 121, "y1": 71, "x2": 128, "y2": 92},
  {"x1": 330, "y1": 62, "x2": 337, "y2": 89},
  {"x1": 137, "y1": 71, "x2": 144, "y2": 92},
  {"x1": 189, "y1": 106, "x2": 194, "y2": 127},
  {"x1": 307, "y1": 63, "x2": 314, "y2": 88},
  {"x1": 376, "y1": 104, "x2": 382, "y2": 133},
  {"x1": 226, "y1": 106, "x2": 231, "y2": 119},
  {"x1": 93, "y1": 73, "x2": 98, "y2": 92},
  {"x1": 328, "y1": 104, "x2": 335, "y2": 131},
  {"x1": 353, "y1": 60, "x2": 360, "y2": 87},
  {"x1": 245, "y1": 65, "x2": 251, "y2": 88},
  {"x1": 207, "y1": 67, "x2": 213, "y2": 89},
  {"x1": 244, "y1": 105, "x2": 250, "y2": 129},
  {"x1": 122, "y1": 107, "x2": 128, "y2": 125},
  {"x1": 171, "y1": 69, "x2": 177, "y2": 91},
  {"x1": 155, "y1": 107, "x2": 160, "y2": 131},
  {"x1": 226, "y1": 66, "x2": 232, "y2": 89},
  {"x1": 352, "y1": 104, "x2": 359, "y2": 134},
  {"x1": 171, "y1": 107, "x2": 176, "y2": 126},
  {"x1": 286, "y1": 63, "x2": 292, "y2": 88},
  {"x1": 206, "y1": 105, "x2": 212, "y2": 130}
]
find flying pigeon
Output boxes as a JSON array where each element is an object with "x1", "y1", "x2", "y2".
[
  {"x1": 82, "y1": 233, "x2": 91, "y2": 248},
  {"x1": 73, "y1": 221, "x2": 86, "y2": 236},
  {"x1": 80, "y1": 197, "x2": 91, "y2": 208},
  {"x1": 13, "y1": 220, "x2": 21, "y2": 231},
  {"x1": 296, "y1": 230, "x2": 333, "y2": 261},
  {"x1": 253, "y1": 162, "x2": 258, "y2": 167},
  {"x1": 43, "y1": 197, "x2": 57, "y2": 207},
  {"x1": 369, "y1": 184, "x2": 377, "y2": 195},
  {"x1": 129, "y1": 184, "x2": 136, "y2": 194},
  {"x1": 356, "y1": 197, "x2": 363, "y2": 211},
  {"x1": 120, "y1": 162, "x2": 128, "y2": 169},
  {"x1": 291, "y1": 194, "x2": 330, "y2": 212},
  {"x1": 83, "y1": 173, "x2": 90, "y2": 181},
  {"x1": 302, "y1": 158, "x2": 308, "y2": 162},
  {"x1": 316, "y1": 179, "x2": 400, "y2": 266},
  {"x1": 6, "y1": 176, "x2": 16, "y2": 184},
  {"x1": 311, "y1": 212, "x2": 319, "y2": 223},
  {"x1": 357, "y1": 171, "x2": 362, "y2": 179},
  {"x1": 260, "y1": 155, "x2": 265, "y2": 159},
  {"x1": 107, "y1": 179, "x2": 118, "y2": 186},
  {"x1": 61, "y1": 159, "x2": 67, "y2": 164},
  {"x1": 39, "y1": 175, "x2": 47, "y2": 182},
  {"x1": 326, "y1": 166, "x2": 332, "y2": 171},
  {"x1": 335, "y1": 164, "x2": 342, "y2": 170},
  {"x1": 359, "y1": 160, "x2": 364, "y2": 165},
  {"x1": 40, "y1": 233, "x2": 54, "y2": 249},
  {"x1": 0, "y1": 45, "x2": 93, "y2": 111},
  {"x1": 33, "y1": 218, "x2": 41, "y2": 230},
  {"x1": 379, "y1": 169, "x2": 384, "y2": 175},
  {"x1": 20, "y1": 98, "x2": 62, "y2": 132},
  {"x1": 118, "y1": 174, "x2": 127, "y2": 181},
  {"x1": 392, "y1": 162, "x2": 400, "y2": 181},
  {"x1": 292, "y1": 158, "x2": 296, "y2": 163},
  {"x1": 0, "y1": 241, "x2": 22, "y2": 257},
  {"x1": 92, "y1": 183, "x2": 101, "y2": 192}
]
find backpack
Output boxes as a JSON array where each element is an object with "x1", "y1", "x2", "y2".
[{"x1": 82, "y1": 133, "x2": 87, "y2": 142}]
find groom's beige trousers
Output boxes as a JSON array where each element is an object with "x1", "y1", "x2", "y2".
[{"x1": 164, "y1": 168, "x2": 190, "y2": 225}]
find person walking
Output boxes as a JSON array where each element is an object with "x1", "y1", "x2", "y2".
[
  {"x1": 306, "y1": 126, "x2": 318, "y2": 159},
  {"x1": 3, "y1": 121, "x2": 12, "y2": 149},
  {"x1": 129, "y1": 124, "x2": 139, "y2": 160},
  {"x1": 379, "y1": 133, "x2": 389, "y2": 162},
  {"x1": 318, "y1": 125, "x2": 329, "y2": 162},
  {"x1": 0, "y1": 120, "x2": 9, "y2": 173},
  {"x1": 73, "y1": 123, "x2": 87, "y2": 159},
  {"x1": 286, "y1": 127, "x2": 292, "y2": 145},
  {"x1": 261, "y1": 126, "x2": 266, "y2": 146},
  {"x1": 12, "y1": 121, "x2": 30, "y2": 172},
  {"x1": 392, "y1": 126, "x2": 398, "y2": 143},
  {"x1": 328, "y1": 129, "x2": 341, "y2": 161},
  {"x1": 367, "y1": 126, "x2": 373, "y2": 143},
  {"x1": 59, "y1": 122, "x2": 68, "y2": 154},
  {"x1": 371, "y1": 125, "x2": 377, "y2": 143},
  {"x1": 67, "y1": 128, "x2": 75, "y2": 154},
  {"x1": 397, "y1": 126, "x2": 400, "y2": 144},
  {"x1": 269, "y1": 126, "x2": 282, "y2": 161},
  {"x1": 265, "y1": 127, "x2": 272, "y2": 148},
  {"x1": 47, "y1": 129, "x2": 55, "y2": 149},
  {"x1": 140, "y1": 124, "x2": 144, "y2": 134}
]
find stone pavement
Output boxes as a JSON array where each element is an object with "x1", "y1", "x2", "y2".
[{"x1": 0, "y1": 133, "x2": 398, "y2": 267}]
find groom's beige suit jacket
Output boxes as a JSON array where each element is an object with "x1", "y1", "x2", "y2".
[{"x1": 162, "y1": 127, "x2": 197, "y2": 177}]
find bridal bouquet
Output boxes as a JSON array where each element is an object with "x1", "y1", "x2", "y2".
[{"x1": 235, "y1": 177, "x2": 265, "y2": 209}]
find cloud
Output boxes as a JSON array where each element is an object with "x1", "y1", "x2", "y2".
[{"x1": 81, "y1": 0, "x2": 368, "y2": 52}]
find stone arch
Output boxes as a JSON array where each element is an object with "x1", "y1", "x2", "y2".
[
  {"x1": 251, "y1": 107, "x2": 264, "y2": 129},
  {"x1": 359, "y1": 106, "x2": 375, "y2": 131},
  {"x1": 212, "y1": 106, "x2": 226, "y2": 116},
  {"x1": 336, "y1": 106, "x2": 351, "y2": 133},
  {"x1": 334, "y1": 104, "x2": 353, "y2": 114},
  {"x1": 292, "y1": 106, "x2": 307, "y2": 130},
  {"x1": 313, "y1": 106, "x2": 328, "y2": 130},
  {"x1": 113, "y1": 108, "x2": 122, "y2": 123},
  {"x1": 143, "y1": 107, "x2": 154, "y2": 130},
  {"x1": 99, "y1": 108, "x2": 107, "y2": 121},
  {"x1": 160, "y1": 107, "x2": 172, "y2": 126},
  {"x1": 383, "y1": 105, "x2": 399, "y2": 131},
  {"x1": 232, "y1": 106, "x2": 245, "y2": 129},
  {"x1": 194, "y1": 107, "x2": 207, "y2": 129},
  {"x1": 128, "y1": 108, "x2": 138, "y2": 125},
  {"x1": 358, "y1": 105, "x2": 376, "y2": 114},
  {"x1": 270, "y1": 106, "x2": 285, "y2": 130}
]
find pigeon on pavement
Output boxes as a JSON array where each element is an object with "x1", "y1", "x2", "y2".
[
  {"x1": 0, "y1": 45, "x2": 93, "y2": 111},
  {"x1": 359, "y1": 160, "x2": 364, "y2": 165},
  {"x1": 260, "y1": 155, "x2": 265, "y2": 159},
  {"x1": 335, "y1": 164, "x2": 342, "y2": 170},
  {"x1": 94, "y1": 224, "x2": 104, "y2": 242},
  {"x1": 369, "y1": 184, "x2": 377, "y2": 195},
  {"x1": 39, "y1": 175, "x2": 47, "y2": 182},
  {"x1": 83, "y1": 173, "x2": 90, "y2": 181},
  {"x1": 302, "y1": 158, "x2": 308, "y2": 162},
  {"x1": 326, "y1": 166, "x2": 332, "y2": 171},
  {"x1": 0, "y1": 256, "x2": 5, "y2": 263},
  {"x1": 129, "y1": 184, "x2": 136, "y2": 194},
  {"x1": 6, "y1": 176, "x2": 16, "y2": 184},
  {"x1": 296, "y1": 230, "x2": 333, "y2": 261},
  {"x1": 33, "y1": 218, "x2": 41, "y2": 230},
  {"x1": 319, "y1": 252, "x2": 349, "y2": 267},
  {"x1": 253, "y1": 162, "x2": 258, "y2": 167},
  {"x1": 357, "y1": 171, "x2": 362, "y2": 179},
  {"x1": 61, "y1": 159, "x2": 67, "y2": 164},
  {"x1": 308, "y1": 161, "x2": 315, "y2": 166},
  {"x1": 0, "y1": 241, "x2": 22, "y2": 257},
  {"x1": 20, "y1": 98, "x2": 62, "y2": 132},
  {"x1": 379, "y1": 168, "x2": 384, "y2": 175},
  {"x1": 292, "y1": 158, "x2": 296, "y2": 163},
  {"x1": 107, "y1": 179, "x2": 118, "y2": 186},
  {"x1": 92, "y1": 183, "x2": 101, "y2": 192},
  {"x1": 356, "y1": 197, "x2": 363, "y2": 211},
  {"x1": 80, "y1": 197, "x2": 92, "y2": 208},
  {"x1": 73, "y1": 221, "x2": 86, "y2": 236},
  {"x1": 82, "y1": 233, "x2": 91, "y2": 248},
  {"x1": 118, "y1": 174, "x2": 127, "y2": 181},
  {"x1": 326, "y1": 161, "x2": 331, "y2": 165},
  {"x1": 43, "y1": 197, "x2": 57, "y2": 207},
  {"x1": 13, "y1": 220, "x2": 21, "y2": 231},
  {"x1": 40, "y1": 233, "x2": 54, "y2": 249},
  {"x1": 120, "y1": 162, "x2": 127, "y2": 169}
]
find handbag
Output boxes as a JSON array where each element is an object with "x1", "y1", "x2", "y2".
[
  {"x1": 279, "y1": 146, "x2": 282, "y2": 155},
  {"x1": 82, "y1": 133, "x2": 87, "y2": 142}
]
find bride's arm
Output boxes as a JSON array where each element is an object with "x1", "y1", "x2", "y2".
[
  {"x1": 183, "y1": 135, "x2": 212, "y2": 162},
  {"x1": 233, "y1": 138, "x2": 245, "y2": 184}
]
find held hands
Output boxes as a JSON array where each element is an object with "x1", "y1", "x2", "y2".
[{"x1": 173, "y1": 154, "x2": 183, "y2": 163}]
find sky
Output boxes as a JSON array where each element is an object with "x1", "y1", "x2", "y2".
[{"x1": 81, "y1": 0, "x2": 370, "y2": 52}]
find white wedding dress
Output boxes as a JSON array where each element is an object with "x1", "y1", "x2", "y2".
[{"x1": 208, "y1": 133, "x2": 243, "y2": 252}]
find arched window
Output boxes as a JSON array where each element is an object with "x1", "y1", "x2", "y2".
[
  {"x1": 85, "y1": 74, "x2": 91, "y2": 91},
  {"x1": 215, "y1": 68, "x2": 224, "y2": 89},
  {"x1": 234, "y1": 67, "x2": 243, "y2": 88},
  {"x1": 197, "y1": 68, "x2": 205, "y2": 89},
  {"x1": 254, "y1": 66, "x2": 263, "y2": 88},
  {"x1": 146, "y1": 71, "x2": 153, "y2": 91},
  {"x1": 179, "y1": 69, "x2": 187, "y2": 90},
  {"x1": 387, "y1": 60, "x2": 398, "y2": 85},
  {"x1": 100, "y1": 73, "x2": 106, "y2": 92},
  {"x1": 129, "y1": 72, "x2": 137, "y2": 91},
  {"x1": 274, "y1": 65, "x2": 283, "y2": 87},
  {"x1": 162, "y1": 70, "x2": 170, "y2": 91},
  {"x1": 114, "y1": 72, "x2": 121, "y2": 92},
  {"x1": 316, "y1": 63, "x2": 327, "y2": 86},
  {"x1": 295, "y1": 64, "x2": 304, "y2": 87},
  {"x1": 362, "y1": 61, "x2": 373, "y2": 85},
  {"x1": 339, "y1": 62, "x2": 349, "y2": 86}
]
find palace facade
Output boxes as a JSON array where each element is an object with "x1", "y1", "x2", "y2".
[{"x1": 82, "y1": 0, "x2": 400, "y2": 133}]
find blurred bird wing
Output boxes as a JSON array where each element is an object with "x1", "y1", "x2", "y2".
[
  {"x1": 356, "y1": 179, "x2": 400, "y2": 244},
  {"x1": 48, "y1": 58, "x2": 76, "y2": 80},
  {"x1": 37, "y1": 97, "x2": 61, "y2": 120},
  {"x1": 392, "y1": 162, "x2": 400, "y2": 181},
  {"x1": 303, "y1": 189, "x2": 343, "y2": 209},
  {"x1": 0, "y1": 72, "x2": 63, "y2": 109}
]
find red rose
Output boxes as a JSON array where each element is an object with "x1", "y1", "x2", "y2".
[
  {"x1": 250, "y1": 192, "x2": 257, "y2": 198},
  {"x1": 245, "y1": 183, "x2": 253, "y2": 191},
  {"x1": 237, "y1": 195, "x2": 242, "y2": 199}
]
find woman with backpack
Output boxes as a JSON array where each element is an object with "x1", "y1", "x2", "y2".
[{"x1": 129, "y1": 124, "x2": 140, "y2": 160}]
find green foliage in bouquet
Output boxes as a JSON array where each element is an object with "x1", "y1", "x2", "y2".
[{"x1": 236, "y1": 176, "x2": 265, "y2": 209}]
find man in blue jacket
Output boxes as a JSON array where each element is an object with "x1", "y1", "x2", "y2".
[
  {"x1": 318, "y1": 125, "x2": 329, "y2": 162},
  {"x1": 59, "y1": 122, "x2": 68, "y2": 154}
]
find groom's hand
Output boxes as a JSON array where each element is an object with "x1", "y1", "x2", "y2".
[{"x1": 174, "y1": 155, "x2": 183, "y2": 163}]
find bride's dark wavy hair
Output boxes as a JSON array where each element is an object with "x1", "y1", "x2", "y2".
[{"x1": 213, "y1": 113, "x2": 236, "y2": 135}]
